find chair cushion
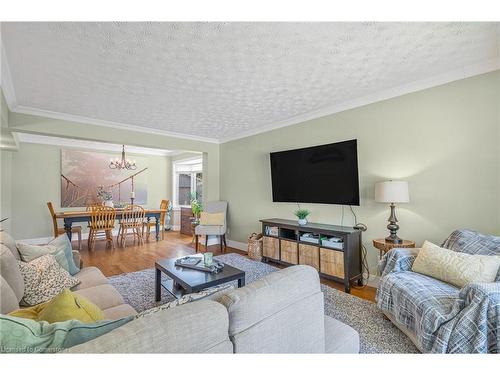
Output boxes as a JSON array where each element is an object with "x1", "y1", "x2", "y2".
[
  {"x1": 0, "y1": 244, "x2": 24, "y2": 302},
  {"x1": 19, "y1": 255, "x2": 80, "y2": 306},
  {"x1": 74, "y1": 284, "x2": 125, "y2": 310},
  {"x1": 0, "y1": 231, "x2": 20, "y2": 260},
  {"x1": 199, "y1": 212, "x2": 224, "y2": 226},
  {"x1": 71, "y1": 267, "x2": 108, "y2": 290},
  {"x1": 195, "y1": 225, "x2": 225, "y2": 235},
  {"x1": 324, "y1": 316, "x2": 359, "y2": 353},
  {"x1": 412, "y1": 240, "x2": 500, "y2": 287}
]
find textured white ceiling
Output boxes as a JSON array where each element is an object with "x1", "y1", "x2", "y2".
[{"x1": 2, "y1": 22, "x2": 499, "y2": 142}]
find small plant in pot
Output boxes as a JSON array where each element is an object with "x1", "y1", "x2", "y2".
[
  {"x1": 190, "y1": 192, "x2": 203, "y2": 223},
  {"x1": 294, "y1": 208, "x2": 310, "y2": 226}
]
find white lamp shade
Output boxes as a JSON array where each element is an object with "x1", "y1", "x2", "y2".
[{"x1": 375, "y1": 181, "x2": 410, "y2": 203}]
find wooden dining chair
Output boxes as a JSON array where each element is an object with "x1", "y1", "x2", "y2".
[
  {"x1": 118, "y1": 205, "x2": 145, "y2": 247},
  {"x1": 47, "y1": 202, "x2": 82, "y2": 250},
  {"x1": 88, "y1": 206, "x2": 116, "y2": 250},
  {"x1": 144, "y1": 199, "x2": 169, "y2": 241}
]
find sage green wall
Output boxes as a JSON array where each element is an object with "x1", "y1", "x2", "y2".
[
  {"x1": 2, "y1": 110, "x2": 220, "y2": 239},
  {"x1": 10, "y1": 142, "x2": 171, "y2": 240},
  {"x1": 220, "y1": 71, "x2": 500, "y2": 275},
  {"x1": 7, "y1": 112, "x2": 220, "y2": 203}
]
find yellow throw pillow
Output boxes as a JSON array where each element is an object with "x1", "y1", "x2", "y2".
[
  {"x1": 9, "y1": 289, "x2": 105, "y2": 323},
  {"x1": 199, "y1": 212, "x2": 225, "y2": 226},
  {"x1": 412, "y1": 240, "x2": 500, "y2": 288},
  {"x1": 9, "y1": 301, "x2": 49, "y2": 320}
]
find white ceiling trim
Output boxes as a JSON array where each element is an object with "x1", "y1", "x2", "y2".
[
  {"x1": 219, "y1": 58, "x2": 500, "y2": 143},
  {"x1": 10, "y1": 105, "x2": 220, "y2": 144},
  {"x1": 5, "y1": 59, "x2": 498, "y2": 145},
  {"x1": 14, "y1": 132, "x2": 176, "y2": 156}
]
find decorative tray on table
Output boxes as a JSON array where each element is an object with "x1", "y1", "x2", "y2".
[{"x1": 175, "y1": 256, "x2": 225, "y2": 273}]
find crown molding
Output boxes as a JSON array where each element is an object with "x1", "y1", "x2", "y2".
[
  {"x1": 2, "y1": 43, "x2": 498, "y2": 145},
  {"x1": 10, "y1": 105, "x2": 220, "y2": 144},
  {"x1": 218, "y1": 59, "x2": 500, "y2": 143},
  {"x1": 14, "y1": 132, "x2": 175, "y2": 156}
]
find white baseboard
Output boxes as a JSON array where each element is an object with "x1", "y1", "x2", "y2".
[
  {"x1": 226, "y1": 239, "x2": 247, "y2": 252},
  {"x1": 365, "y1": 274, "x2": 380, "y2": 288},
  {"x1": 172, "y1": 225, "x2": 180, "y2": 231}
]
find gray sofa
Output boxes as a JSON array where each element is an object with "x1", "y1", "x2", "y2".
[
  {"x1": 0, "y1": 232, "x2": 137, "y2": 319},
  {"x1": 67, "y1": 265, "x2": 360, "y2": 353},
  {"x1": 1, "y1": 231, "x2": 359, "y2": 353}
]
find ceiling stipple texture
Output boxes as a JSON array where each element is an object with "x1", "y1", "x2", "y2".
[{"x1": 2, "y1": 22, "x2": 499, "y2": 141}]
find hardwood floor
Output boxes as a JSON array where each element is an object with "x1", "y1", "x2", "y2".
[{"x1": 77, "y1": 230, "x2": 376, "y2": 302}]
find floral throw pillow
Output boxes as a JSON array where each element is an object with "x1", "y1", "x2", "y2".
[{"x1": 18, "y1": 254, "x2": 80, "y2": 306}]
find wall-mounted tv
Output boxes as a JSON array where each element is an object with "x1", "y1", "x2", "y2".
[{"x1": 270, "y1": 139, "x2": 360, "y2": 205}]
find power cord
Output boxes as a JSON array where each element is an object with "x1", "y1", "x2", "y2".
[{"x1": 348, "y1": 205, "x2": 370, "y2": 288}]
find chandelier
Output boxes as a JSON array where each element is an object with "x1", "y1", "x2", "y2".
[{"x1": 109, "y1": 145, "x2": 137, "y2": 170}]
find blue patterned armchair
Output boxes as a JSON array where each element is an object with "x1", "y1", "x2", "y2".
[{"x1": 376, "y1": 229, "x2": 500, "y2": 353}]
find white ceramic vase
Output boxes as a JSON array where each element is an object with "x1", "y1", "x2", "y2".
[{"x1": 298, "y1": 218, "x2": 308, "y2": 226}]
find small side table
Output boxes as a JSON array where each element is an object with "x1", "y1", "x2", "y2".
[{"x1": 373, "y1": 238, "x2": 415, "y2": 259}]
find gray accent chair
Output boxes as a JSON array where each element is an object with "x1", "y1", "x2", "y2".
[
  {"x1": 195, "y1": 200, "x2": 228, "y2": 253},
  {"x1": 377, "y1": 229, "x2": 500, "y2": 353}
]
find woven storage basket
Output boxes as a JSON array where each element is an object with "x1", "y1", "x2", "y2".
[{"x1": 247, "y1": 232, "x2": 263, "y2": 261}]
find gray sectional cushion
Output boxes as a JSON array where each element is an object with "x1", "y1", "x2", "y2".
[
  {"x1": 217, "y1": 265, "x2": 320, "y2": 335},
  {"x1": 324, "y1": 315, "x2": 360, "y2": 353},
  {"x1": 71, "y1": 267, "x2": 109, "y2": 290},
  {"x1": 0, "y1": 275, "x2": 20, "y2": 314},
  {"x1": 217, "y1": 265, "x2": 326, "y2": 353},
  {"x1": 0, "y1": 232, "x2": 20, "y2": 260},
  {"x1": 66, "y1": 300, "x2": 232, "y2": 353},
  {"x1": 0, "y1": 244, "x2": 24, "y2": 302},
  {"x1": 74, "y1": 284, "x2": 125, "y2": 311},
  {"x1": 102, "y1": 304, "x2": 138, "y2": 320}
]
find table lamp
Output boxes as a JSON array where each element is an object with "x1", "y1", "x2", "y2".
[{"x1": 375, "y1": 180, "x2": 410, "y2": 244}]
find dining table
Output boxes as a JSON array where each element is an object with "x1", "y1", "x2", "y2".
[{"x1": 55, "y1": 208, "x2": 168, "y2": 242}]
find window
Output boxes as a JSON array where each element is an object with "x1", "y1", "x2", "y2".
[{"x1": 173, "y1": 158, "x2": 203, "y2": 207}]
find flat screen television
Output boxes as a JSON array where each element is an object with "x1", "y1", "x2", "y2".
[{"x1": 270, "y1": 139, "x2": 360, "y2": 205}]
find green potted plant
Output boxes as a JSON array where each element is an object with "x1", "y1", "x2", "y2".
[
  {"x1": 190, "y1": 192, "x2": 203, "y2": 222},
  {"x1": 294, "y1": 208, "x2": 310, "y2": 226}
]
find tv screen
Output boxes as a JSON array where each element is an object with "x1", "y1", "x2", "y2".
[{"x1": 270, "y1": 140, "x2": 360, "y2": 205}]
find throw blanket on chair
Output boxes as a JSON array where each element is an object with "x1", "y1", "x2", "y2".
[{"x1": 376, "y1": 229, "x2": 500, "y2": 353}]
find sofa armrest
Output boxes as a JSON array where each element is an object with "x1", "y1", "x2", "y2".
[
  {"x1": 453, "y1": 282, "x2": 500, "y2": 352},
  {"x1": 65, "y1": 300, "x2": 232, "y2": 353},
  {"x1": 379, "y1": 248, "x2": 421, "y2": 277},
  {"x1": 72, "y1": 250, "x2": 83, "y2": 269}
]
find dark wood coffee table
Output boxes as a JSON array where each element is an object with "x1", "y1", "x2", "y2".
[{"x1": 155, "y1": 256, "x2": 246, "y2": 301}]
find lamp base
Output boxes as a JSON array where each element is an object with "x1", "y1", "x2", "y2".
[
  {"x1": 385, "y1": 203, "x2": 402, "y2": 244},
  {"x1": 385, "y1": 235, "x2": 403, "y2": 244}
]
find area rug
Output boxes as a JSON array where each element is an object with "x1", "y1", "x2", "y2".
[{"x1": 108, "y1": 253, "x2": 419, "y2": 354}]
